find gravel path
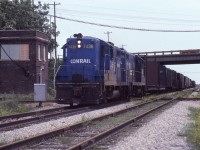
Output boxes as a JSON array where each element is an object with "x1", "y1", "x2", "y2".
[
  {"x1": 108, "y1": 101, "x2": 200, "y2": 150},
  {"x1": 0, "y1": 101, "x2": 138, "y2": 144},
  {"x1": 189, "y1": 92, "x2": 198, "y2": 98}
]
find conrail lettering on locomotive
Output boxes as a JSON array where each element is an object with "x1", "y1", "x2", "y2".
[{"x1": 70, "y1": 59, "x2": 91, "y2": 64}]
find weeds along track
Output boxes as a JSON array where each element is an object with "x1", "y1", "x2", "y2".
[
  {"x1": 65, "y1": 99, "x2": 176, "y2": 150},
  {"x1": 0, "y1": 98, "x2": 177, "y2": 150},
  {"x1": 0, "y1": 101, "x2": 136, "y2": 131},
  {"x1": 0, "y1": 106, "x2": 70, "y2": 121},
  {"x1": 0, "y1": 106, "x2": 91, "y2": 131}
]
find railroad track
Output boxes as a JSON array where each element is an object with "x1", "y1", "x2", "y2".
[
  {"x1": 0, "y1": 106, "x2": 70, "y2": 121},
  {"x1": 0, "y1": 98, "x2": 177, "y2": 150},
  {"x1": 0, "y1": 106, "x2": 90, "y2": 131},
  {"x1": 0, "y1": 101, "x2": 131, "y2": 131}
]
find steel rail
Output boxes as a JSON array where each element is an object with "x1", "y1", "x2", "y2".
[
  {"x1": 0, "y1": 98, "x2": 161, "y2": 150},
  {"x1": 176, "y1": 98, "x2": 200, "y2": 101},
  {"x1": 0, "y1": 106, "x2": 70, "y2": 121},
  {"x1": 68, "y1": 99, "x2": 176, "y2": 150},
  {"x1": 0, "y1": 107, "x2": 90, "y2": 130}
]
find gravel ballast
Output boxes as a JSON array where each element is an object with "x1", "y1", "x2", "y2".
[
  {"x1": 0, "y1": 101, "x2": 138, "y2": 144},
  {"x1": 108, "y1": 101, "x2": 200, "y2": 150}
]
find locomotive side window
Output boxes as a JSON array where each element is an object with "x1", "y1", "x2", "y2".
[
  {"x1": 101, "y1": 45, "x2": 108, "y2": 57},
  {"x1": 110, "y1": 47, "x2": 113, "y2": 59},
  {"x1": 0, "y1": 44, "x2": 29, "y2": 60},
  {"x1": 126, "y1": 54, "x2": 129, "y2": 60},
  {"x1": 117, "y1": 50, "x2": 121, "y2": 56}
]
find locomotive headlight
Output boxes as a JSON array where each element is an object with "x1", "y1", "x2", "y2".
[
  {"x1": 77, "y1": 40, "x2": 81, "y2": 44},
  {"x1": 77, "y1": 44, "x2": 81, "y2": 48},
  {"x1": 77, "y1": 40, "x2": 82, "y2": 48}
]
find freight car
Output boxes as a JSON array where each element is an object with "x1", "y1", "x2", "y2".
[
  {"x1": 55, "y1": 33, "x2": 145, "y2": 106},
  {"x1": 146, "y1": 63, "x2": 195, "y2": 93},
  {"x1": 159, "y1": 65, "x2": 173, "y2": 91},
  {"x1": 177, "y1": 73, "x2": 185, "y2": 90},
  {"x1": 191, "y1": 80, "x2": 196, "y2": 87}
]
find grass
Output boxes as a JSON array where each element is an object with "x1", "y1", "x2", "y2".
[
  {"x1": 184, "y1": 107, "x2": 200, "y2": 149},
  {"x1": 193, "y1": 88, "x2": 200, "y2": 98},
  {"x1": 182, "y1": 87, "x2": 200, "y2": 99},
  {"x1": 0, "y1": 93, "x2": 33, "y2": 116},
  {"x1": 0, "y1": 142, "x2": 6, "y2": 146},
  {"x1": 0, "y1": 101, "x2": 31, "y2": 116},
  {"x1": 139, "y1": 92, "x2": 175, "y2": 102},
  {"x1": 59, "y1": 136, "x2": 74, "y2": 144},
  {"x1": 0, "y1": 93, "x2": 34, "y2": 101},
  {"x1": 138, "y1": 88, "x2": 200, "y2": 103},
  {"x1": 0, "y1": 91, "x2": 56, "y2": 116},
  {"x1": 0, "y1": 91, "x2": 56, "y2": 101}
]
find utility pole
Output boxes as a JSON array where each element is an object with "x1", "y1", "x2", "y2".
[
  {"x1": 122, "y1": 44, "x2": 126, "y2": 49},
  {"x1": 48, "y1": 2, "x2": 61, "y2": 67},
  {"x1": 104, "y1": 31, "x2": 112, "y2": 42},
  {"x1": 49, "y1": 15, "x2": 52, "y2": 59},
  {"x1": 48, "y1": 2, "x2": 60, "y2": 89}
]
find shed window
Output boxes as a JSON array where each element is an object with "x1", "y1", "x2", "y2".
[
  {"x1": 43, "y1": 46, "x2": 46, "y2": 61},
  {"x1": 38, "y1": 45, "x2": 41, "y2": 61},
  {"x1": 0, "y1": 44, "x2": 29, "y2": 60}
]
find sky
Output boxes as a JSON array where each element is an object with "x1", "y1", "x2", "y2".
[{"x1": 38, "y1": 0, "x2": 200, "y2": 84}]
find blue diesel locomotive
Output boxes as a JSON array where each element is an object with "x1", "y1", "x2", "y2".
[{"x1": 55, "y1": 33, "x2": 145, "y2": 106}]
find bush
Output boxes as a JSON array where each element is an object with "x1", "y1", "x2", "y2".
[
  {"x1": 0, "y1": 101, "x2": 30, "y2": 116},
  {"x1": 186, "y1": 107, "x2": 200, "y2": 148}
]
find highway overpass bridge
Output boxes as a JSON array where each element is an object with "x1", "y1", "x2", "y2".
[
  {"x1": 132, "y1": 49, "x2": 200, "y2": 90},
  {"x1": 133, "y1": 49, "x2": 200, "y2": 65}
]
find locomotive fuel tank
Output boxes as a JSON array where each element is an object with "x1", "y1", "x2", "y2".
[{"x1": 108, "y1": 90, "x2": 120, "y2": 99}]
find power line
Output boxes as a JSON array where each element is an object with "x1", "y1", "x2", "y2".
[
  {"x1": 49, "y1": 4, "x2": 200, "y2": 19},
  {"x1": 0, "y1": 44, "x2": 32, "y2": 78},
  {"x1": 49, "y1": 8, "x2": 200, "y2": 24},
  {"x1": 48, "y1": 14, "x2": 200, "y2": 32},
  {"x1": 55, "y1": 12, "x2": 200, "y2": 27}
]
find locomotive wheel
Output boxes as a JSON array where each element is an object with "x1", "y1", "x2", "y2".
[
  {"x1": 70, "y1": 102, "x2": 73, "y2": 107},
  {"x1": 103, "y1": 98, "x2": 108, "y2": 103},
  {"x1": 101, "y1": 91, "x2": 107, "y2": 103}
]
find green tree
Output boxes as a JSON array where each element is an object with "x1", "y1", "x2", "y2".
[{"x1": 0, "y1": 0, "x2": 59, "y2": 54}]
